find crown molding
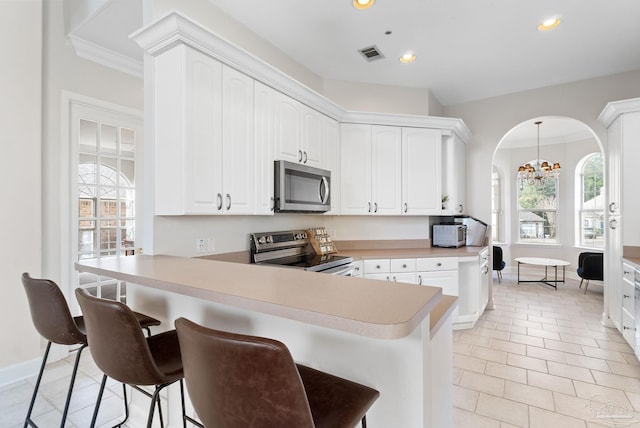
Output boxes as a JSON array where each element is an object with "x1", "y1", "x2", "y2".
[
  {"x1": 598, "y1": 97, "x2": 640, "y2": 128},
  {"x1": 68, "y1": 34, "x2": 142, "y2": 78},
  {"x1": 132, "y1": 10, "x2": 471, "y2": 141}
]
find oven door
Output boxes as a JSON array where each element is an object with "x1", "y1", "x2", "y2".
[{"x1": 318, "y1": 263, "x2": 355, "y2": 276}]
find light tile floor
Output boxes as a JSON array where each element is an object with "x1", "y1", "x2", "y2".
[
  {"x1": 453, "y1": 271, "x2": 640, "y2": 428},
  {"x1": 1, "y1": 272, "x2": 637, "y2": 428}
]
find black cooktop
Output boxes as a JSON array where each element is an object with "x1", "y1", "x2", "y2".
[{"x1": 260, "y1": 253, "x2": 352, "y2": 272}]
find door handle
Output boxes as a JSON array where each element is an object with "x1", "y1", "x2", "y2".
[
  {"x1": 609, "y1": 218, "x2": 618, "y2": 230},
  {"x1": 226, "y1": 194, "x2": 231, "y2": 210},
  {"x1": 374, "y1": 202, "x2": 378, "y2": 213},
  {"x1": 457, "y1": 204, "x2": 463, "y2": 213},
  {"x1": 298, "y1": 150, "x2": 303, "y2": 162},
  {"x1": 418, "y1": 275, "x2": 422, "y2": 285},
  {"x1": 319, "y1": 176, "x2": 330, "y2": 204},
  {"x1": 609, "y1": 202, "x2": 618, "y2": 213},
  {"x1": 303, "y1": 151, "x2": 308, "y2": 164},
  {"x1": 270, "y1": 197, "x2": 275, "y2": 211},
  {"x1": 368, "y1": 202, "x2": 372, "y2": 213},
  {"x1": 404, "y1": 203, "x2": 408, "y2": 213},
  {"x1": 217, "y1": 193, "x2": 223, "y2": 211}
]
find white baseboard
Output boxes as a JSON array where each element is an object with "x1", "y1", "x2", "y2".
[{"x1": 0, "y1": 357, "x2": 42, "y2": 388}]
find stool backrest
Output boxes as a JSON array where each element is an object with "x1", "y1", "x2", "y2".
[
  {"x1": 22, "y1": 273, "x2": 86, "y2": 346},
  {"x1": 175, "y1": 317, "x2": 315, "y2": 428},
  {"x1": 75, "y1": 288, "x2": 163, "y2": 385}
]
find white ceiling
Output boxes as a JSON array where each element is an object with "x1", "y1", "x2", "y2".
[{"x1": 204, "y1": 0, "x2": 640, "y2": 106}]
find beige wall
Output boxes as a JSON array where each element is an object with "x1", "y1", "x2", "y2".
[{"x1": 0, "y1": 0, "x2": 43, "y2": 373}]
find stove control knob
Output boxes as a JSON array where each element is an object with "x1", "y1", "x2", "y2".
[
  {"x1": 267, "y1": 236, "x2": 273, "y2": 243},
  {"x1": 302, "y1": 232, "x2": 307, "y2": 238},
  {"x1": 258, "y1": 236, "x2": 266, "y2": 244}
]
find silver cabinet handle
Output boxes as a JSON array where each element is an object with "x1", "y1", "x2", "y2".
[
  {"x1": 624, "y1": 270, "x2": 631, "y2": 275},
  {"x1": 392, "y1": 276, "x2": 397, "y2": 282},
  {"x1": 609, "y1": 218, "x2": 618, "y2": 230},
  {"x1": 624, "y1": 294, "x2": 631, "y2": 299},
  {"x1": 270, "y1": 197, "x2": 275, "y2": 211},
  {"x1": 354, "y1": 266, "x2": 360, "y2": 272},
  {"x1": 217, "y1": 193, "x2": 223, "y2": 211},
  {"x1": 404, "y1": 203, "x2": 408, "y2": 213},
  {"x1": 298, "y1": 150, "x2": 303, "y2": 162},
  {"x1": 303, "y1": 151, "x2": 308, "y2": 163},
  {"x1": 609, "y1": 202, "x2": 618, "y2": 213},
  {"x1": 457, "y1": 204, "x2": 463, "y2": 213},
  {"x1": 437, "y1": 262, "x2": 442, "y2": 267},
  {"x1": 402, "y1": 264, "x2": 407, "y2": 268},
  {"x1": 386, "y1": 276, "x2": 390, "y2": 281},
  {"x1": 226, "y1": 194, "x2": 231, "y2": 210},
  {"x1": 482, "y1": 266, "x2": 489, "y2": 275},
  {"x1": 376, "y1": 264, "x2": 381, "y2": 269},
  {"x1": 368, "y1": 202, "x2": 372, "y2": 213},
  {"x1": 374, "y1": 202, "x2": 378, "y2": 213},
  {"x1": 418, "y1": 275, "x2": 422, "y2": 285}
]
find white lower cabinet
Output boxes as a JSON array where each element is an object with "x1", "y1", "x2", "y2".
[
  {"x1": 622, "y1": 262, "x2": 636, "y2": 349},
  {"x1": 361, "y1": 253, "x2": 488, "y2": 329}
]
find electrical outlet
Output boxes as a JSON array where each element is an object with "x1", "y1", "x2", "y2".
[{"x1": 196, "y1": 238, "x2": 206, "y2": 253}]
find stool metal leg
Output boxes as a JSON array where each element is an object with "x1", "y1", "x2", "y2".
[{"x1": 24, "y1": 341, "x2": 52, "y2": 428}]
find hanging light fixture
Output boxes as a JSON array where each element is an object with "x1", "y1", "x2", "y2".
[{"x1": 517, "y1": 121, "x2": 561, "y2": 185}]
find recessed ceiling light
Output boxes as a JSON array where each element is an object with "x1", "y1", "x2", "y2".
[
  {"x1": 399, "y1": 53, "x2": 416, "y2": 63},
  {"x1": 538, "y1": 17, "x2": 561, "y2": 31},
  {"x1": 353, "y1": 0, "x2": 375, "y2": 10}
]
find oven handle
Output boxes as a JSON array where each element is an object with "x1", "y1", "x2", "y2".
[{"x1": 321, "y1": 263, "x2": 355, "y2": 276}]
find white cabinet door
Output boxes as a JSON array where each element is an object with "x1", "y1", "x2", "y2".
[
  {"x1": 340, "y1": 124, "x2": 372, "y2": 215},
  {"x1": 372, "y1": 126, "x2": 402, "y2": 215},
  {"x1": 402, "y1": 127, "x2": 442, "y2": 215},
  {"x1": 621, "y1": 112, "x2": 640, "y2": 246},
  {"x1": 442, "y1": 133, "x2": 466, "y2": 215},
  {"x1": 302, "y1": 105, "x2": 323, "y2": 167},
  {"x1": 155, "y1": 45, "x2": 223, "y2": 215},
  {"x1": 324, "y1": 115, "x2": 341, "y2": 214},
  {"x1": 254, "y1": 81, "x2": 275, "y2": 215},
  {"x1": 274, "y1": 91, "x2": 303, "y2": 163},
  {"x1": 222, "y1": 66, "x2": 254, "y2": 214}
]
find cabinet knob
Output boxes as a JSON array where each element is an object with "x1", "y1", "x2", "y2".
[
  {"x1": 437, "y1": 262, "x2": 442, "y2": 267},
  {"x1": 376, "y1": 264, "x2": 381, "y2": 269},
  {"x1": 402, "y1": 264, "x2": 407, "y2": 268}
]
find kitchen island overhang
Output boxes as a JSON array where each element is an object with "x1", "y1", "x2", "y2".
[{"x1": 75, "y1": 254, "x2": 456, "y2": 428}]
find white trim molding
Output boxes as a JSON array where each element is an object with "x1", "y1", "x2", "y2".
[
  {"x1": 68, "y1": 34, "x2": 143, "y2": 78},
  {"x1": 598, "y1": 97, "x2": 640, "y2": 128}
]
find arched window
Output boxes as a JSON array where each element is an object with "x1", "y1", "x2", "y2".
[
  {"x1": 517, "y1": 160, "x2": 558, "y2": 244},
  {"x1": 577, "y1": 153, "x2": 604, "y2": 248}
]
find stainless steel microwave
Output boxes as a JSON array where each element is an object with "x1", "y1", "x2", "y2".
[
  {"x1": 274, "y1": 160, "x2": 331, "y2": 213},
  {"x1": 432, "y1": 223, "x2": 467, "y2": 248}
]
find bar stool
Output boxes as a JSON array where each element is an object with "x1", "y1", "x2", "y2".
[
  {"x1": 175, "y1": 317, "x2": 380, "y2": 428},
  {"x1": 75, "y1": 288, "x2": 188, "y2": 428},
  {"x1": 21, "y1": 272, "x2": 160, "y2": 428}
]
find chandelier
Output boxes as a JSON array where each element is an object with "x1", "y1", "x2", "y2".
[{"x1": 517, "y1": 121, "x2": 561, "y2": 185}]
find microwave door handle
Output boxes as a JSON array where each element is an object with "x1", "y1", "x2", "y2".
[{"x1": 319, "y1": 176, "x2": 330, "y2": 204}]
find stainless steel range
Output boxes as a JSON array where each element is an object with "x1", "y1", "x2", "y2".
[{"x1": 250, "y1": 230, "x2": 354, "y2": 275}]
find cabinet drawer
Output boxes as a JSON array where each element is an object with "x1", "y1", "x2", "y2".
[
  {"x1": 390, "y1": 258, "x2": 416, "y2": 272},
  {"x1": 623, "y1": 276, "x2": 635, "y2": 314},
  {"x1": 390, "y1": 272, "x2": 416, "y2": 284},
  {"x1": 364, "y1": 259, "x2": 390, "y2": 274},
  {"x1": 622, "y1": 308, "x2": 636, "y2": 348},
  {"x1": 416, "y1": 257, "x2": 458, "y2": 271},
  {"x1": 623, "y1": 263, "x2": 635, "y2": 284}
]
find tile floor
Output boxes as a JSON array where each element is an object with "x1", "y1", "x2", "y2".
[
  {"x1": 1, "y1": 271, "x2": 637, "y2": 427},
  {"x1": 453, "y1": 271, "x2": 640, "y2": 428}
]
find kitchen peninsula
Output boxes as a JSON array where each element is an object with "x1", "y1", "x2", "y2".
[{"x1": 76, "y1": 254, "x2": 456, "y2": 428}]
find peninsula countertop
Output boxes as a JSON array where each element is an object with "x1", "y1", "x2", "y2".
[{"x1": 75, "y1": 254, "x2": 442, "y2": 340}]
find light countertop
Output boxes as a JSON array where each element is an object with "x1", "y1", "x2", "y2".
[{"x1": 76, "y1": 254, "x2": 443, "y2": 340}]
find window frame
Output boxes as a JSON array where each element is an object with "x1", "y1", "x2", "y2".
[
  {"x1": 576, "y1": 153, "x2": 604, "y2": 249},
  {"x1": 516, "y1": 159, "x2": 559, "y2": 245}
]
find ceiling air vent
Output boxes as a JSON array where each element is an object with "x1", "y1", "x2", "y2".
[{"x1": 358, "y1": 45, "x2": 385, "y2": 62}]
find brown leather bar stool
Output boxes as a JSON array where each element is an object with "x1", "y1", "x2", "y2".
[
  {"x1": 21, "y1": 272, "x2": 160, "y2": 428},
  {"x1": 175, "y1": 317, "x2": 380, "y2": 428},
  {"x1": 75, "y1": 288, "x2": 189, "y2": 428}
]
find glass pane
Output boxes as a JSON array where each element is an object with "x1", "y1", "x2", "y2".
[
  {"x1": 518, "y1": 176, "x2": 557, "y2": 210},
  {"x1": 79, "y1": 120, "x2": 97, "y2": 153},
  {"x1": 581, "y1": 212, "x2": 605, "y2": 248},
  {"x1": 101, "y1": 123, "x2": 118, "y2": 153},
  {"x1": 121, "y1": 159, "x2": 135, "y2": 185},
  {"x1": 518, "y1": 211, "x2": 557, "y2": 244},
  {"x1": 78, "y1": 229, "x2": 96, "y2": 254},
  {"x1": 120, "y1": 128, "x2": 135, "y2": 157}
]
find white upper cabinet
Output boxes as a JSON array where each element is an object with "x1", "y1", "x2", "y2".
[
  {"x1": 401, "y1": 127, "x2": 443, "y2": 215},
  {"x1": 441, "y1": 133, "x2": 466, "y2": 215},
  {"x1": 254, "y1": 81, "x2": 276, "y2": 215},
  {"x1": 274, "y1": 93, "x2": 324, "y2": 167},
  {"x1": 323, "y1": 115, "x2": 341, "y2": 214},
  {"x1": 340, "y1": 124, "x2": 401, "y2": 215},
  {"x1": 221, "y1": 66, "x2": 255, "y2": 214},
  {"x1": 153, "y1": 45, "x2": 254, "y2": 215}
]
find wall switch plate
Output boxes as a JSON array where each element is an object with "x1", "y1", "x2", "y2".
[{"x1": 196, "y1": 238, "x2": 206, "y2": 253}]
